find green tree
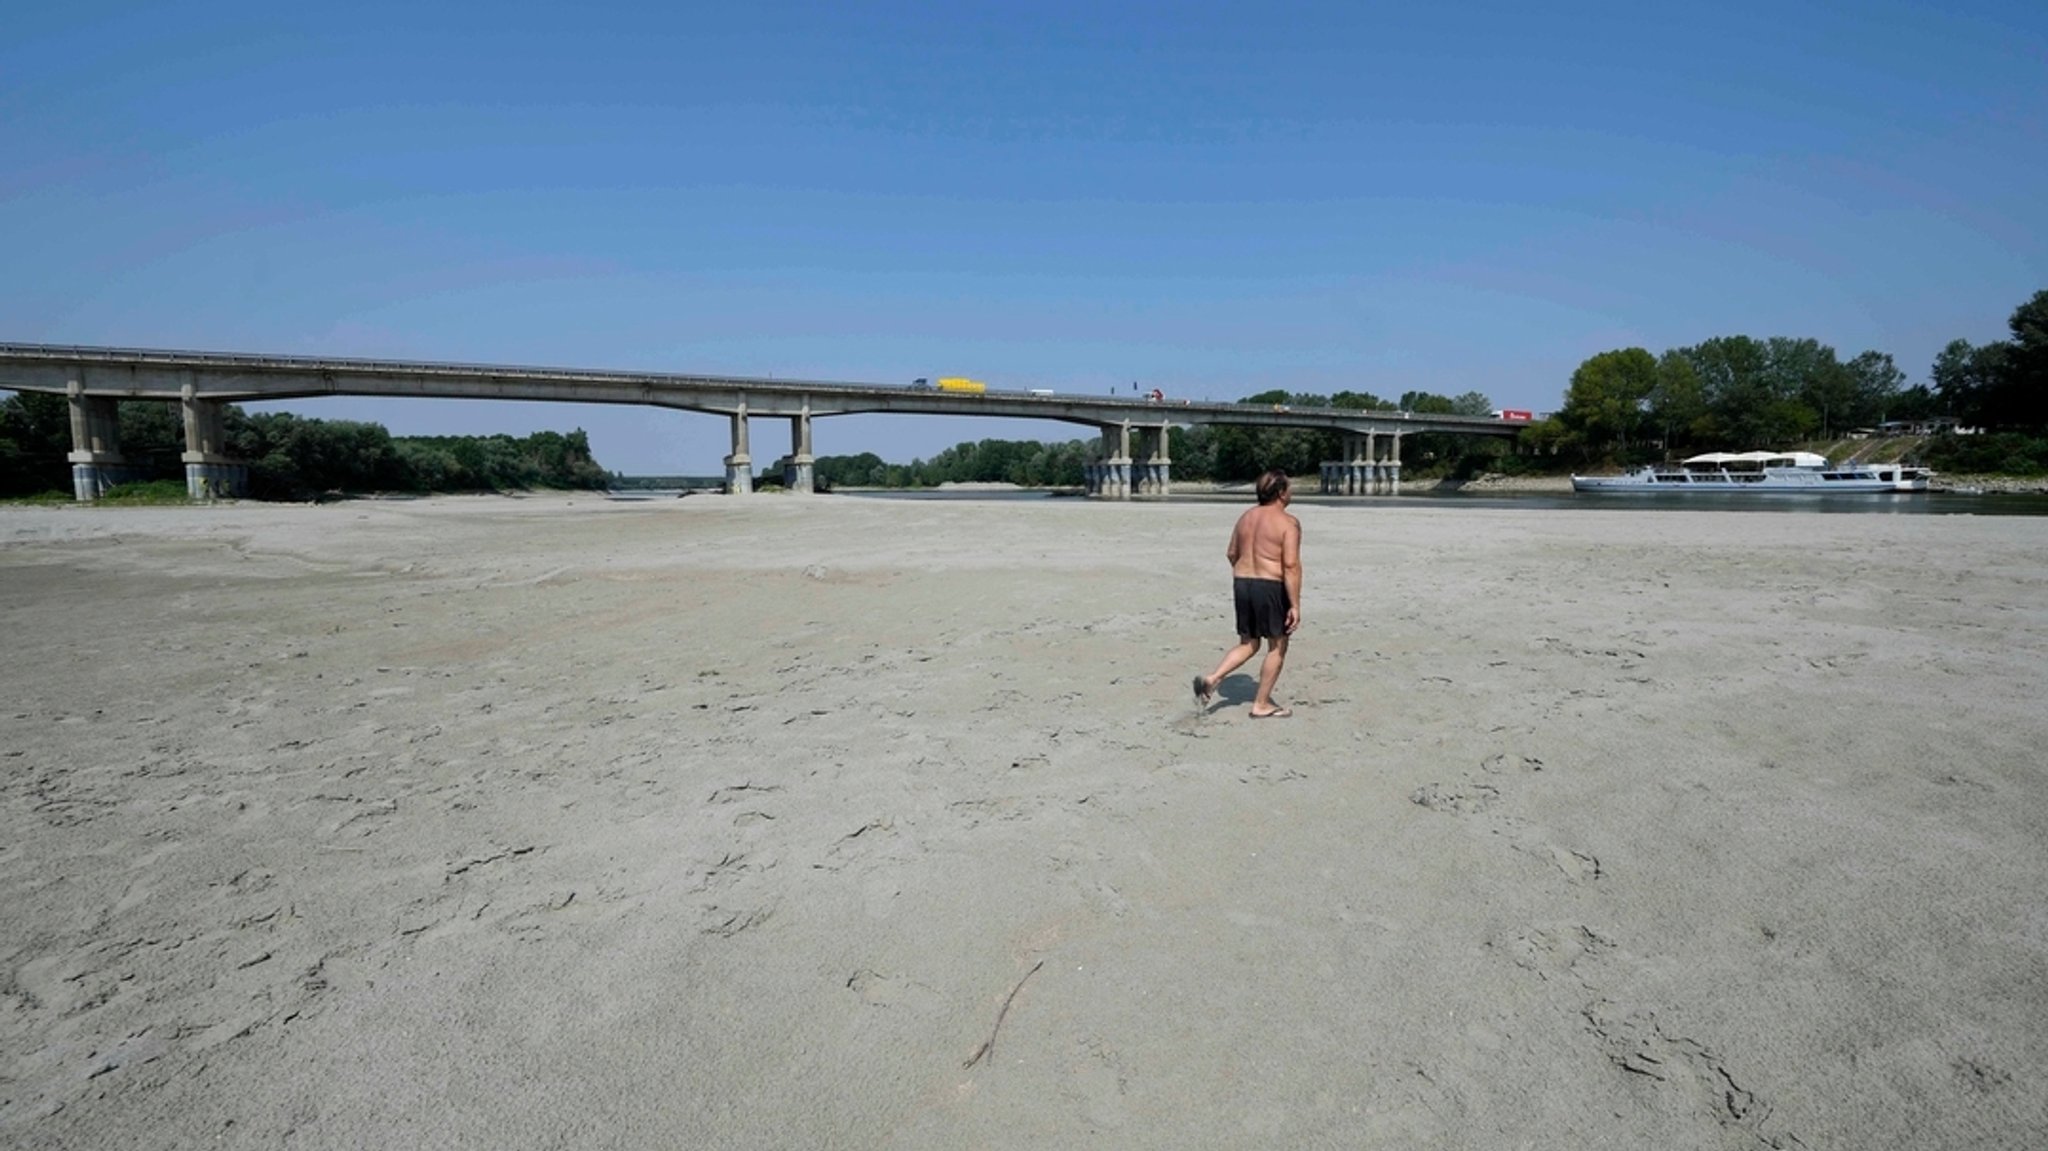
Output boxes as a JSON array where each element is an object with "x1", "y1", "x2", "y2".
[
  {"x1": 1680, "y1": 336, "x2": 1788, "y2": 446},
  {"x1": 1398, "y1": 390, "x2": 1458, "y2": 414},
  {"x1": 0, "y1": 391, "x2": 73, "y2": 495},
  {"x1": 1450, "y1": 391, "x2": 1494, "y2": 417},
  {"x1": 1921, "y1": 431, "x2": 2048, "y2": 475},
  {"x1": 214, "y1": 411, "x2": 605, "y2": 498},
  {"x1": 1932, "y1": 338, "x2": 2009, "y2": 428},
  {"x1": 118, "y1": 401, "x2": 185, "y2": 467},
  {"x1": 1888, "y1": 384, "x2": 1943, "y2": 423},
  {"x1": 1844, "y1": 351, "x2": 1906, "y2": 428},
  {"x1": 816, "y1": 451, "x2": 887, "y2": 488},
  {"x1": 1560, "y1": 348, "x2": 1657, "y2": 450},
  {"x1": 1996, "y1": 289, "x2": 2048, "y2": 429},
  {"x1": 829, "y1": 437, "x2": 1105, "y2": 489},
  {"x1": 1647, "y1": 351, "x2": 1708, "y2": 450},
  {"x1": 1330, "y1": 390, "x2": 1394, "y2": 411},
  {"x1": 1768, "y1": 337, "x2": 1849, "y2": 439},
  {"x1": 1519, "y1": 415, "x2": 1579, "y2": 460},
  {"x1": 1169, "y1": 426, "x2": 1218, "y2": 480},
  {"x1": 1208, "y1": 392, "x2": 1329, "y2": 480},
  {"x1": 1379, "y1": 391, "x2": 1493, "y2": 474},
  {"x1": 393, "y1": 441, "x2": 463, "y2": 490}
]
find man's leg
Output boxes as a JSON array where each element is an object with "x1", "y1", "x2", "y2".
[
  {"x1": 1251, "y1": 635, "x2": 1290, "y2": 716},
  {"x1": 1197, "y1": 635, "x2": 1261, "y2": 703}
]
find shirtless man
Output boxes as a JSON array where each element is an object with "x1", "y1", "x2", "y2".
[{"x1": 1193, "y1": 468, "x2": 1302, "y2": 718}]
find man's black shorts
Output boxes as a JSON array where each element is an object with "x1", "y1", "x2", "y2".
[{"x1": 1233, "y1": 577, "x2": 1291, "y2": 639}]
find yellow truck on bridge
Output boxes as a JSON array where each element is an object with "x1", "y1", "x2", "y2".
[{"x1": 913, "y1": 376, "x2": 987, "y2": 394}]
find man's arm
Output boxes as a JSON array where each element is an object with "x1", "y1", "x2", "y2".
[
  {"x1": 1226, "y1": 514, "x2": 1244, "y2": 567},
  {"x1": 1282, "y1": 515, "x2": 1303, "y2": 632}
]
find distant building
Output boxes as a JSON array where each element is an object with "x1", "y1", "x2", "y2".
[{"x1": 1875, "y1": 417, "x2": 1980, "y2": 436}]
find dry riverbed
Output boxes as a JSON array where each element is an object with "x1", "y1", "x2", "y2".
[{"x1": 3, "y1": 493, "x2": 2044, "y2": 1148}]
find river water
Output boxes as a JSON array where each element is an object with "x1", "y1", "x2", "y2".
[{"x1": 836, "y1": 487, "x2": 2048, "y2": 516}]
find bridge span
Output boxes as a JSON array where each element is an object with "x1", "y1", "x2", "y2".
[{"x1": 0, "y1": 343, "x2": 1525, "y2": 502}]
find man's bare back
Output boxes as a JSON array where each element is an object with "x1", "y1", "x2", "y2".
[
  {"x1": 1229, "y1": 503, "x2": 1298, "y2": 578},
  {"x1": 1228, "y1": 501, "x2": 1302, "y2": 635}
]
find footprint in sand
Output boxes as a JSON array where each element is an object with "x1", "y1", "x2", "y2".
[
  {"x1": 1490, "y1": 922, "x2": 1620, "y2": 990},
  {"x1": 844, "y1": 968, "x2": 941, "y2": 1011},
  {"x1": 1409, "y1": 780, "x2": 1500, "y2": 815},
  {"x1": 1580, "y1": 1001, "x2": 1802, "y2": 1146},
  {"x1": 1417, "y1": 754, "x2": 1607, "y2": 887},
  {"x1": 1514, "y1": 840, "x2": 1603, "y2": 884}
]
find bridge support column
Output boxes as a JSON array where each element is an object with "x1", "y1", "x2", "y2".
[
  {"x1": 1134, "y1": 423, "x2": 1171, "y2": 496},
  {"x1": 181, "y1": 386, "x2": 246, "y2": 500},
  {"x1": 1095, "y1": 424, "x2": 1132, "y2": 500},
  {"x1": 724, "y1": 404, "x2": 753, "y2": 495},
  {"x1": 67, "y1": 382, "x2": 138, "y2": 501},
  {"x1": 1322, "y1": 435, "x2": 1356, "y2": 495},
  {"x1": 1387, "y1": 433, "x2": 1403, "y2": 495},
  {"x1": 1362, "y1": 431, "x2": 1380, "y2": 495},
  {"x1": 782, "y1": 408, "x2": 814, "y2": 494}
]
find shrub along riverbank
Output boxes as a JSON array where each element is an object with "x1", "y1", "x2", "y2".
[{"x1": 1, "y1": 394, "x2": 608, "y2": 500}]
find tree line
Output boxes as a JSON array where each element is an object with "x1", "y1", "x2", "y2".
[
  {"x1": 1541, "y1": 288, "x2": 2048, "y2": 473},
  {"x1": 13, "y1": 289, "x2": 2041, "y2": 497},
  {"x1": 815, "y1": 440, "x2": 1099, "y2": 489},
  {"x1": 0, "y1": 394, "x2": 608, "y2": 498},
  {"x1": 815, "y1": 387, "x2": 1510, "y2": 489}
]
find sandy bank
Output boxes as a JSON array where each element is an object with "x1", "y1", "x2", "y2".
[
  {"x1": 3, "y1": 494, "x2": 2043, "y2": 1148},
  {"x1": 1932, "y1": 473, "x2": 2048, "y2": 494},
  {"x1": 1420, "y1": 473, "x2": 1575, "y2": 493}
]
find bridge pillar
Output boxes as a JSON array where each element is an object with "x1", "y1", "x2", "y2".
[
  {"x1": 1096, "y1": 423, "x2": 1132, "y2": 500},
  {"x1": 181, "y1": 386, "x2": 246, "y2": 500},
  {"x1": 1363, "y1": 431, "x2": 1380, "y2": 495},
  {"x1": 67, "y1": 381, "x2": 138, "y2": 501},
  {"x1": 782, "y1": 408, "x2": 815, "y2": 493},
  {"x1": 1322, "y1": 435, "x2": 1354, "y2": 495},
  {"x1": 1133, "y1": 423, "x2": 1171, "y2": 496},
  {"x1": 1387, "y1": 433, "x2": 1403, "y2": 495},
  {"x1": 724, "y1": 404, "x2": 753, "y2": 495}
]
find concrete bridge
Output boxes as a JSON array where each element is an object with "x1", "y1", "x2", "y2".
[{"x1": 0, "y1": 343, "x2": 1526, "y2": 501}]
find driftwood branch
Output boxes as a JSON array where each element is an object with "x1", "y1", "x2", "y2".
[{"x1": 963, "y1": 959, "x2": 1045, "y2": 1069}]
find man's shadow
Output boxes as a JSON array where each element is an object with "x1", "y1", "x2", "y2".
[{"x1": 1202, "y1": 675, "x2": 1262, "y2": 710}]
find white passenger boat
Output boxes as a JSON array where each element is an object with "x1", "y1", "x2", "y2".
[{"x1": 1572, "y1": 451, "x2": 1930, "y2": 494}]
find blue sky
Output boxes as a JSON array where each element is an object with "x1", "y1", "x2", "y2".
[{"x1": 4, "y1": 0, "x2": 2043, "y2": 473}]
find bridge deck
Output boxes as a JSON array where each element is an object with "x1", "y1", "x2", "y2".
[{"x1": 0, "y1": 342, "x2": 1524, "y2": 435}]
